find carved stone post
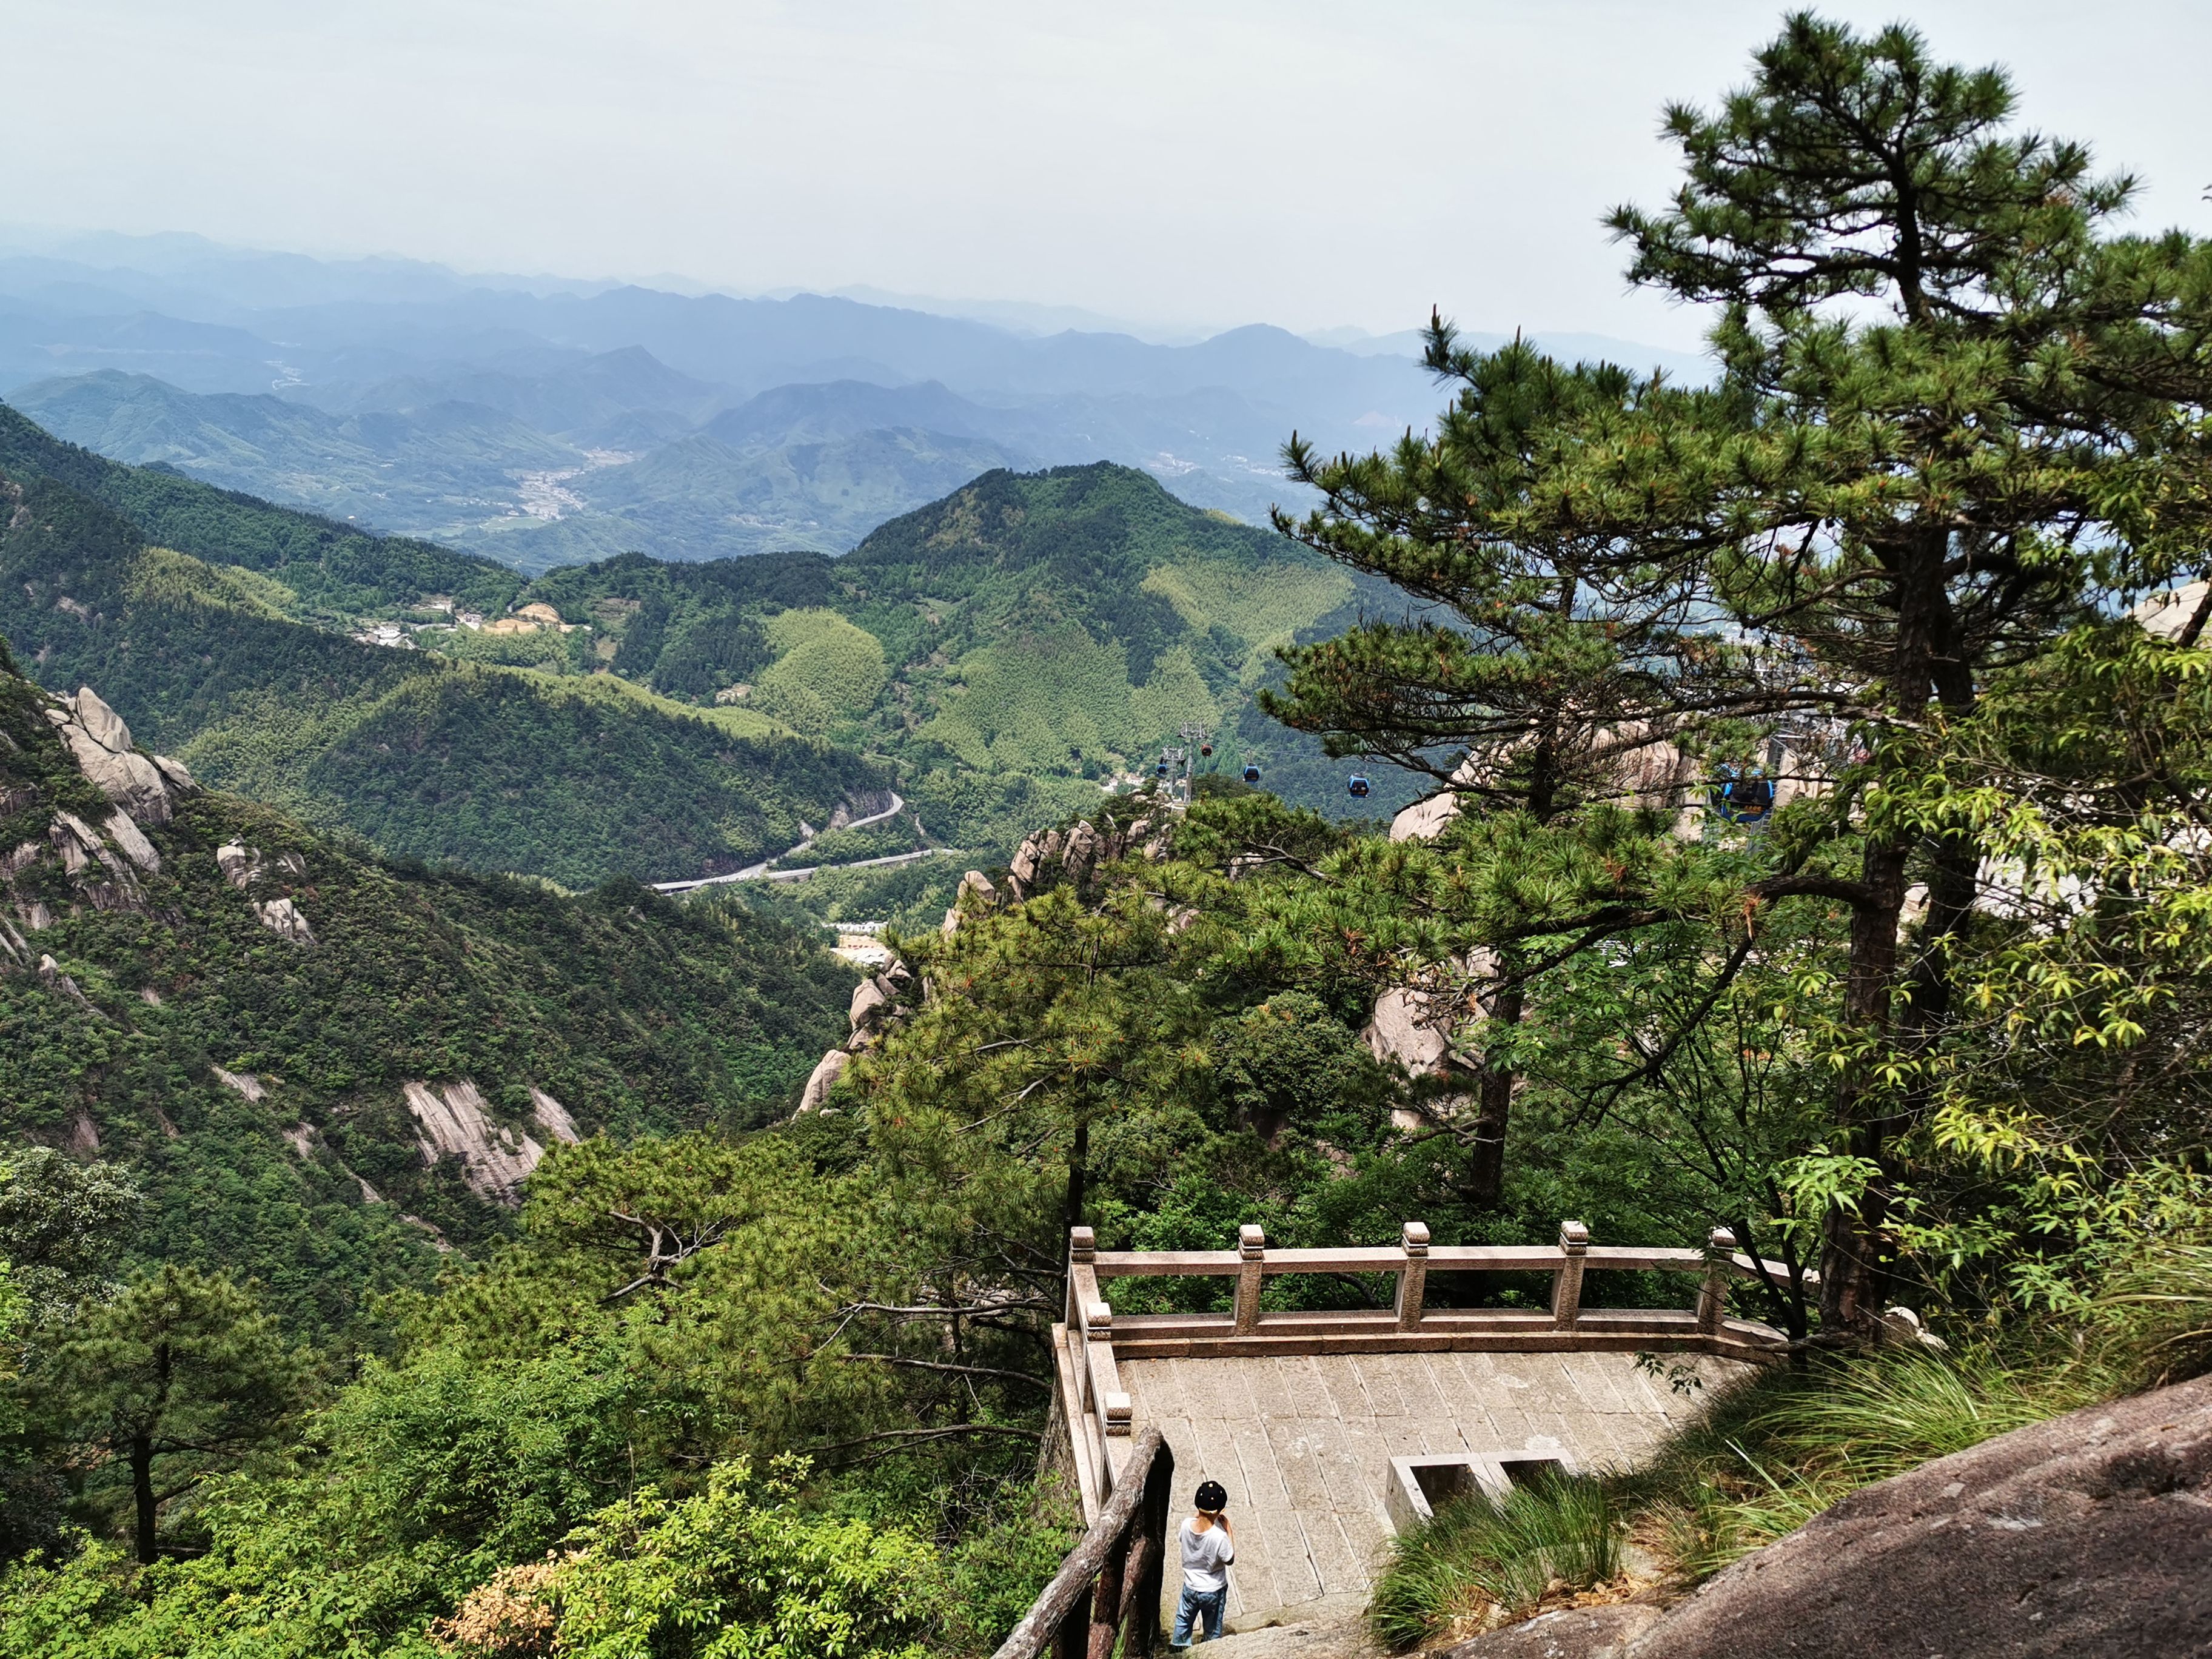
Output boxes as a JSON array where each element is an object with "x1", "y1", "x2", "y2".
[
  {"x1": 1233, "y1": 1224, "x2": 1265, "y2": 1333},
  {"x1": 1697, "y1": 1226, "x2": 1737, "y2": 1335},
  {"x1": 1067, "y1": 1225, "x2": 1096, "y2": 1326},
  {"x1": 1552, "y1": 1219, "x2": 1589, "y2": 1330},
  {"x1": 1394, "y1": 1221, "x2": 1430, "y2": 1330}
]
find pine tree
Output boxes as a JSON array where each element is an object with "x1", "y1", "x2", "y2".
[
  {"x1": 44, "y1": 1265, "x2": 307, "y2": 1562},
  {"x1": 1267, "y1": 13, "x2": 2212, "y2": 1333}
]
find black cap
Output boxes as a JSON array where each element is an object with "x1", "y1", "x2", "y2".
[{"x1": 1194, "y1": 1480, "x2": 1228, "y2": 1512}]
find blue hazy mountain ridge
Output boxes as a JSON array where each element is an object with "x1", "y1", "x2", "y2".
[
  {"x1": 0, "y1": 235, "x2": 1707, "y2": 568},
  {"x1": 8, "y1": 370, "x2": 580, "y2": 531}
]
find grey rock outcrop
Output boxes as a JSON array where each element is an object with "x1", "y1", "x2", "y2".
[
  {"x1": 102, "y1": 808, "x2": 159, "y2": 873},
  {"x1": 797, "y1": 1047, "x2": 852, "y2": 1114},
  {"x1": 1615, "y1": 1375, "x2": 2212, "y2": 1659},
  {"x1": 403, "y1": 1080, "x2": 546, "y2": 1201},
  {"x1": 216, "y1": 842, "x2": 316, "y2": 942},
  {"x1": 530, "y1": 1089, "x2": 581, "y2": 1144},
  {"x1": 256, "y1": 897, "x2": 315, "y2": 943},
  {"x1": 1437, "y1": 1605, "x2": 1660, "y2": 1659},
  {"x1": 45, "y1": 686, "x2": 190, "y2": 826},
  {"x1": 991, "y1": 809, "x2": 1166, "y2": 911}
]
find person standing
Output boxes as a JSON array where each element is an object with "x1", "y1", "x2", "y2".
[{"x1": 1170, "y1": 1480, "x2": 1235, "y2": 1648}]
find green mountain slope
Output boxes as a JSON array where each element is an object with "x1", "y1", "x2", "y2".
[
  {"x1": 518, "y1": 463, "x2": 1416, "y2": 853},
  {"x1": 0, "y1": 405, "x2": 885, "y2": 886},
  {"x1": 0, "y1": 643, "x2": 853, "y2": 1340}
]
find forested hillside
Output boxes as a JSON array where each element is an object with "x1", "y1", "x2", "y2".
[
  {"x1": 4, "y1": 18, "x2": 2212, "y2": 1659},
  {"x1": 515, "y1": 462, "x2": 1423, "y2": 863},
  {"x1": 0, "y1": 406, "x2": 883, "y2": 886},
  {"x1": 0, "y1": 637, "x2": 851, "y2": 1335}
]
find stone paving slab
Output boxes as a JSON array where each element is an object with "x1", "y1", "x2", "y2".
[{"x1": 1122, "y1": 1349, "x2": 1751, "y2": 1627}]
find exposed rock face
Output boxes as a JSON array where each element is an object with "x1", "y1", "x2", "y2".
[
  {"x1": 849, "y1": 975, "x2": 890, "y2": 1034},
  {"x1": 796, "y1": 1047, "x2": 852, "y2": 1114},
  {"x1": 256, "y1": 897, "x2": 315, "y2": 943},
  {"x1": 212, "y1": 1067, "x2": 268, "y2": 1102},
  {"x1": 102, "y1": 808, "x2": 159, "y2": 873},
  {"x1": 1438, "y1": 1605, "x2": 1660, "y2": 1659},
  {"x1": 1, "y1": 685, "x2": 196, "y2": 964},
  {"x1": 1615, "y1": 1376, "x2": 2212, "y2": 1659},
  {"x1": 403, "y1": 1080, "x2": 547, "y2": 1201},
  {"x1": 43, "y1": 686, "x2": 189, "y2": 825},
  {"x1": 529, "y1": 1089, "x2": 580, "y2": 1144},
  {"x1": 217, "y1": 843, "x2": 316, "y2": 942},
  {"x1": 974, "y1": 808, "x2": 1168, "y2": 924}
]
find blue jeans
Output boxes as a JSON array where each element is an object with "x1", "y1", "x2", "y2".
[{"x1": 1172, "y1": 1584, "x2": 1228, "y2": 1646}]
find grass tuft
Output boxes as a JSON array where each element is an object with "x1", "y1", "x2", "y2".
[{"x1": 1367, "y1": 1471, "x2": 1623, "y2": 1651}]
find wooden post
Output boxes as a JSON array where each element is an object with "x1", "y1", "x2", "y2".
[
  {"x1": 1051, "y1": 1582, "x2": 1093, "y2": 1659},
  {"x1": 1131, "y1": 1426, "x2": 1175, "y2": 1655},
  {"x1": 1233, "y1": 1224, "x2": 1265, "y2": 1334},
  {"x1": 1394, "y1": 1220, "x2": 1430, "y2": 1330},
  {"x1": 1552, "y1": 1219, "x2": 1589, "y2": 1330},
  {"x1": 1085, "y1": 1532, "x2": 1128, "y2": 1659},
  {"x1": 1067, "y1": 1226, "x2": 1096, "y2": 1326},
  {"x1": 1698, "y1": 1227, "x2": 1737, "y2": 1335}
]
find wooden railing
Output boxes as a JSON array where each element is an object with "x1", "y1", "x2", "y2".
[
  {"x1": 1054, "y1": 1219, "x2": 1803, "y2": 1519},
  {"x1": 991, "y1": 1424, "x2": 1173, "y2": 1659}
]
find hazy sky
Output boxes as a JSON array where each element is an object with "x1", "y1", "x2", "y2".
[{"x1": 13, "y1": 1, "x2": 2210, "y2": 346}]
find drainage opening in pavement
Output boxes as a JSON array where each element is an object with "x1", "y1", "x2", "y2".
[{"x1": 1386, "y1": 1452, "x2": 1574, "y2": 1535}]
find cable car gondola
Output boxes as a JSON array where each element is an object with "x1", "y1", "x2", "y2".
[
  {"x1": 1708, "y1": 766, "x2": 1775, "y2": 825},
  {"x1": 1347, "y1": 774, "x2": 1372, "y2": 799},
  {"x1": 1199, "y1": 743, "x2": 1213, "y2": 757},
  {"x1": 1242, "y1": 763, "x2": 1262, "y2": 784}
]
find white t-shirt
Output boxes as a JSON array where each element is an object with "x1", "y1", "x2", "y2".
[{"x1": 1179, "y1": 1517, "x2": 1235, "y2": 1592}]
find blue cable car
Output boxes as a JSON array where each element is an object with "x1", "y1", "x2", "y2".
[
  {"x1": 1242, "y1": 763, "x2": 1262, "y2": 784},
  {"x1": 1708, "y1": 765, "x2": 1775, "y2": 825},
  {"x1": 1347, "y1": 774, "x2": 1372, "y2": 799},
  {"x1": 1155, "y1": 758, "x2": 1170, "y2": 777}
]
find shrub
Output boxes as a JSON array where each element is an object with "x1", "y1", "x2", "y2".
[{"x1": 431, "y1": 1457, "x2": 939, "y2": 1659}]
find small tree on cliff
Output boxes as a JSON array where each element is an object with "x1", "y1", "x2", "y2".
[{"x1": 1267, "y1": 13, "x2": 2212, "y2": 1332}]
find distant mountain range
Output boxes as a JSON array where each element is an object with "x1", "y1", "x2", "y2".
[{"x1": 0, "y1": 230, "x2": 1711, "y2": 569}]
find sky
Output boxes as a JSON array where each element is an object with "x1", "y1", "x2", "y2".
[{"x1": 12, "y1": 1, "x2": 2210, "y2": 347}]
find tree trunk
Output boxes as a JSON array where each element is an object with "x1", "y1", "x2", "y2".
[
  {"x1": 1818, "y1": 531, "x2": 1949, "y2": 1336},
  {"x1": 1467, "y1": 981, "x2": 1525, "y2": 1207},
  {"x1": 1064, "y1": 1118, "x2": 1088, "y2": 1234},
  {"x1": 131, "y1": 1432, "x2": 158, "y2": 1564}
]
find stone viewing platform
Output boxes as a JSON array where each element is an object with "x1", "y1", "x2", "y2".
[{"x1": 1045, "y1": 1222, "x2": 1794, "y2": 1634}]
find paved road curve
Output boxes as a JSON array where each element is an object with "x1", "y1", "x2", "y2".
[{"x1": 649, "y1": 791, "x2": 914, "y2": 894}]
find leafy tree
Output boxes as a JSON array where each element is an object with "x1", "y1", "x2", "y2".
[
  {"x1": 41, "y1": 1265, "x2": 309, "y2": 1562},
  {"x1": 433, "y1": 1458, "x2": 940, "y2": 1659},
  {"x1": 0, "y1": 1150, "x2": 144, "y2": 1320},
  {"x1": 1262, "y1": 13, "x2": 2212, "y2": 1333}
]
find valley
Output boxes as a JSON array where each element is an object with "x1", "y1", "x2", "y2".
[
  {"x1": 5, "y1": 15, "x2": 2212, "y2": 1659},
  {"x1": 0, "y1": 395, "x2": 1425, "y2": 908}
]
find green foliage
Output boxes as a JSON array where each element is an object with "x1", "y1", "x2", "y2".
[
  {"x1": 457, "y1": 1459, "x2": 940, "y2": 1659},
  {"x1": 0, "y1": 402, "x2": 520, "y2": 623},
  {"x1": 36, "y1": 1265, "x2": 311, "y2": 1563},
  {"x1": 0, "y1": 423, "x2": 883, "y2": 889},
  {"x1": 1261, "y1": 12, "x2": 2212, "y2": 1333},
  {"x1": 1367, "y1": 1472, "x2": 1623, "y2": 1649},
  {"x1": 0, "y1": 654, "x2": 852, "y2": 1341},
  {"x1": 1630, "y1": 1346, "x2": 2110, "y2": 1580},
  {"x1": 511, "y1": 464, "x2": 1387, "y2": 851},
  {"x1": 753, "y1": 609, "x2": 890, "y2": 736}
]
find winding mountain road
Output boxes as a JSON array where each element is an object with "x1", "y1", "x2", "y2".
[{"x1": 649, "y1": 791, "x2": 918, "y2": 895}]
